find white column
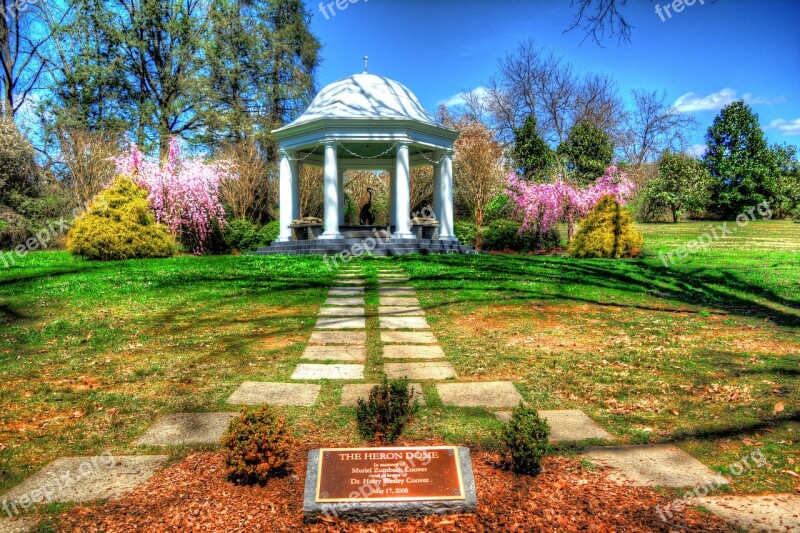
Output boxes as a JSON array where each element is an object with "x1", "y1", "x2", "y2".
[
  {"x1": 320, "y1": 140, "x2": 343, "y2": 239},
  {"x1": 291, "y1": 161, "x2": 300, "y2": 221},
  {"x1": 433, "y1": 157, "x2": 443, "y2": 222},
  {"x1": 388, "y1": 169, "x2": 396, "y2": 228},
  {"x1": 338, "y1": 169, "x2": 346, "y2": 226},
  {"x1": 393, "y1": 142, "x2": 414, "y2": 239},
  {"x1": 439, "y1": 150, "x2": 456, "y2": 240},
  {"x1": 278, "y1": 149, "x2": 294, "y2": 242}
]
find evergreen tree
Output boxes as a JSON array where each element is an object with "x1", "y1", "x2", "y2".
[
  {"x1": 512, "y1": 114, "x2": 553, "y2": 180},
  {"x1": 647, "y1": 151, "x2": 712, "y2": 223},
  {"x1": 704, "y1": 100, "x2": 775, "y2": 218},
  {"x1": 558, "y1": 120, "x2": 614, "y2": 186}
]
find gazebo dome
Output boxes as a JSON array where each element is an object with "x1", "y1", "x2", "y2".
[{"x1": 286, "y1": 73, "x2": 438, "y2": 128}]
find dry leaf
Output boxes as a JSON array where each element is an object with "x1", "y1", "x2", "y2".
[
  {"x1": 671, "y1": 409, "x2": 680, "y2": 416},
  {"x1": 774, "y1": 402, "x2": 785, "y2": 415}
]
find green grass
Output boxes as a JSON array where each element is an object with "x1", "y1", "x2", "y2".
[{"x1": 0, "y1": 220, "x2": 798, "y2": 504}]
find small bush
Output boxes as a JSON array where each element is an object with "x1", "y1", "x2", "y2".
[
  {"x1": 224, "y1": 219, "x2": 261, "y2": 252},
  {"x1": 502, "y1": 403, "x2": 550, "y2": 475},
  {"x1": 259, "y1": 220, "x2": 281, "y2": 245},
  {"x1": 356, "y1": 377, "x2": 419, "y2": 443},
  {"x1": 482, "y1": 220, "x2": 560, "y2": 253},
  {"x1": 66, "y1": 176, "x2": 176, "y2": 260},
  {"x1": 792, "y1": 207, "x2": 800, "y2": 223},
  {"x1": 453, "y1": 220, "x2": 477, "y2": 247},
  {"x1": 222, "y1": 406, "x2": 293, "y2": 486},
  {"x1": 484, "y1": 194, "x2": 512, "y2": 224},
  {"x1": 568, "y1": 195, "x2": 643, "y2": 258}
]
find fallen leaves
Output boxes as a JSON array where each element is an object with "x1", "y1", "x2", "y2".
[{"x1": 773, "y1": 402, "x2": 785, "y2": 415}]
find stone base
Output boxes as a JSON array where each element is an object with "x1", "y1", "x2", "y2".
[{"x1": 302, "y1": 447, "x2": 477, "y2": 523}]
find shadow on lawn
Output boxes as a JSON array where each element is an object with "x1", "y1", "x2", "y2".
[
  {"x1": 400, "y1": 255, "x2": 800, "y2": 327},
  {"x1": 664, "y1": 409, "x2": 800, "y2": 445}
]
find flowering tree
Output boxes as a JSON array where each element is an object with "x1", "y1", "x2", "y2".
[
  {"x1": 114, "y1": 138, "x2": 235, "y2": 254},
  {"x1": 506, "y1": 164, "x2": 635, "y2": 240}
]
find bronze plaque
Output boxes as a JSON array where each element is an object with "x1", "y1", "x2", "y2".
[{"x1": 315, "y1": 446, "x2": 465, "y2": 503}]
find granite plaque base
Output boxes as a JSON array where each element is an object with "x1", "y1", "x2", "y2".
[{"x1": 303, "y1": 447, "x2": 477, "y2": 522}]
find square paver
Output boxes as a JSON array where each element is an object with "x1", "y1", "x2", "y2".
[
  {"x1": 437, "y1": 382, "x2": 523, "y2": 408},
  {"x1": 385, "y1": 362, "x2": 457, "y2": 380},
  {"x1": 378, "y1": 306, "x2": 424, "y2": 316},
  {"x1": 325, "y1": 297, "x2": 365, "y2": 306},
  {"x1": 329, "y1": 287, "x2": 364, "y2": 296},
  {"x1": 379, "y1": 297, "x2": 420, "y2": 307},
  {"x1": 335, "y1": 273, "x2": 364, "y2": 278},
  {"x1": 379, "y1": 316, "x2": 429, "y2": 329},
  {"x1": 226, "y1": 382, "x2": 321, "y2": 406},
  {"x1": 699, "y1": 495, "x2": 800, "y2": 532},
  {"x1": 134, "y1": 413, "x2": 237, "y2": 446},
  {"x1": 335, "y1": 279, "x2": 365, "y2": 285},
  {"x1": 494, "y1": 410, "x2": 612, "y2": 442},
  {"x1": 377, "y1": 287, "x2": 415, "y2": 295},
  {"x1": 1, "y1": 455, "x2": 167, "y2": 505},
  {"x1": 378, "y1": 278, "x2": 410, "y2": 284},
  {"x1": 582, "y1": 445, "x2": 728, "y2": 487},
  {"x1": 383, "y1": 345, "x2": 446, "y2": 360},
  {"x1": 319, "y1": 307, "x2": 366, "y2": 317},
  {"x1": 377, "y1": 273, "x2": 407, "y2": 278},
  {"x1": 302, "y1": 345, "x2": 366, "y2": 362},
  {"x1": 381, "y1": 331, "x2": 438, "y2": 344},
  {"x1": 340, "y1": 383, "x2": 425, "y2": 407},
  {"x1": 291, "y1": 364, "x2": 364, "y2": 380},
  {"x1": 309, "y1": 331, "x2": 366, "y2": 345},
  {"x1": 315, "y1": 317, "x2": 366, "y2": 329}
]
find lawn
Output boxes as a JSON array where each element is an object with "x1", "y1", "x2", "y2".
[{"x1": 0, "y1": 220, "x2": 798, "y2": 515}]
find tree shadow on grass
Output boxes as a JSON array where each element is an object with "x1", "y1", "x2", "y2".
[{"x1": 399, "y1": 254, "x2": 800, "y2": 327}]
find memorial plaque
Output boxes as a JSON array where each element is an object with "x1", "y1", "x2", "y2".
[{"x1": 315, "y1": 446, "x2": 465, "y2": 503}]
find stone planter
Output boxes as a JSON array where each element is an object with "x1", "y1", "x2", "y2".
[
  {"x1": 411, "y1": 223, "x2": 440, "y2": 240},
  {"x1": 290, "y1": 224, "x2": 324, "y2": 241}
]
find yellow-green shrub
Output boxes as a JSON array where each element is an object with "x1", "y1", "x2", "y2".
[
  {"x1": 67, "y1": 176, "x2": 176, "y2": 260},
  {"x1": 568, "y1": 195, "x2": 643, "y2": 258}
]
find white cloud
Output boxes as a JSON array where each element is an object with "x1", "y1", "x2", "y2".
[
  {"x1": 440, "y1": 86, "x2": 489, "y2": 108},
  {"x1": 766, "y1": 118, "x2": 800, "y2": 136},
  {"x1": 686, "y1": 144, "x2": 707, "y2": 158},
  {"x1": 674, "y1": 88, "x2": 783, "y2": 113}
]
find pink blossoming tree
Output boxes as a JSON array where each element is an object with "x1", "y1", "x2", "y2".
[
  {"x1": 506, "y1": 164, "x2": 635, "y2": 240},
  {"x1": 114, "y1": 138, "x2": 235, "y2": 254}
]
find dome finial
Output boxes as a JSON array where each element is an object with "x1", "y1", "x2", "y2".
[{"x1": 363, "y1": 56, "x2": 368, "y2": 74}]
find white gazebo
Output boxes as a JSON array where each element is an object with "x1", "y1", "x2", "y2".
[{"x1": 271, "y1": 68, "x2": 459, "y2": 246}]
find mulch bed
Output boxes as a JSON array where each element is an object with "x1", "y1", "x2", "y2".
[{"x1": 57, "y1": 443, "x2": 733, "y2": 532}]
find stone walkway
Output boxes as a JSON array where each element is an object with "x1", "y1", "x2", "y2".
[{"x1": 2, "y1": 260, "x2": 795, "y2": 532}]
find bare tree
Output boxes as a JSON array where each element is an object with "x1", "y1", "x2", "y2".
[
  {"x1": 623, "y1": 89, "x2": 697, "y2": 165},
  {"x1": 1, "y1": 0, "x2": 65, "y2": 118},
  {"x1": 54, "y1": 125, "x2": 119, "y2": 207},
  {"x1": 299, "y1": 164, "x2": 323, "y2": 219},
  {"x1": 410, "y1": 166, "x2": 433, "y2": 215},
  {"x1": 219, "y1": 139, "x2": 276, "y2": 222},
  {"x1": 566, "y1": 0, "x2": 633, "y2": 45},
  {"x1": 572, "y1": 72, "x2": 626, "y2": 145},
  {"x1": 452, "y1": 117, "x2": 506, "y2": 234}
]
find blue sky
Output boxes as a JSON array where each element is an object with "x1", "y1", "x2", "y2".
[{"x1": 307, "y1": 0, "x2": 800, "y2": 152}]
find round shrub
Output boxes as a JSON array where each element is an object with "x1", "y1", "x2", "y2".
[
  {"x1": 66, "y1": 176, "x2": 176, "y2": 260},
  {"x1": 222, "y1": 406, "x2": 293, "y2": 485},
  {"x1": 0, "y1": 119, "x2": 38, "y2": 201},
  {"x1": 792, "y1": 207, "x2": 800, "y2": 223},
  {"x1": 356, "y1": 377, "x2": 420, "y2": 444},
  {"x1": 568, "y1": 194, "x2": 643, "y2": 258},
  {"x1": 259, "y1": 220, "x2": 281, "y2": 246},
  {"x1": 502, "y1": 403, "x2": 550, "y2": 475},
  {"x1": 454, "y1": 220, "x2": 477, "y2": 247},
  {"x1": 482, "y1": 220, "x2": 560, "y2": 253},
  {"x1": 224, "y1": 219, "x2": 261, "y2": 252}
]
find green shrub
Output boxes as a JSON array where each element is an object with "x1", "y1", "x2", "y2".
[
  {"x1": 222, "y1": 406, "x2": 293, "y2": 486},
  {"x1": 568, "y1": 195, "x2": 643, "y2": 258},
  {"x1": 792, "y1": 207, "x2": 800, "y2": 223},
  {"x1": 484, "y1": 194, "x2": 512, "y2": 224},
  {"x1": 454, "y1": 220, "x2": 477, "y2": 247},
  {"x1": 356, "y1": 377, "x2": 419, "y2": 443},
  {"x1": 225, "y1": 219, "x2": 261, "y2": 252},
  {"x1": 502, "y1": 403, "x2": 550, "y2": 475},
  {"x1": 259, "y1": 220, "x2": 281, "y2": 246},
  {"x1": 66, "y1": 176, "x2": 176, "y2": 260},
  {"x1": 482, "y1": 220, "x2": 560, "y2": 253},
  {"x1": 0, "y1": 119, "x2": 38, "y2": 203}
]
